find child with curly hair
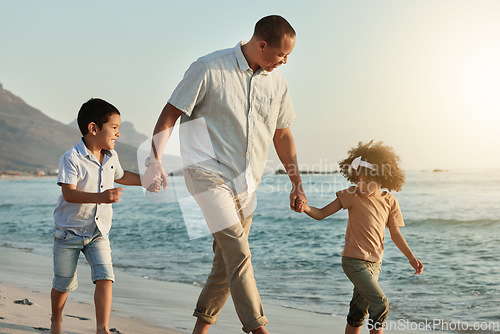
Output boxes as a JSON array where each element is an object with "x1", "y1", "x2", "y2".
[{"x1": 297, "y1": 140, "x2": 423, "y2": 334}]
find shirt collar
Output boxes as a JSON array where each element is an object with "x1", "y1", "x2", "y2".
[
  {"x1": 234, "y1": 41, "x2": 269, "y2": 76},
  {"x1": 75, "y1": 138, "x2": 112, "y2": 164}
]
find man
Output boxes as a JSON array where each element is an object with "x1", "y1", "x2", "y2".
[{"x1": 144, "y1": 15, "x2": 306, "y2": 334}]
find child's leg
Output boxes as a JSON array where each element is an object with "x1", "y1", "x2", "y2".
[
  {"x1": 82, "y1": 229, "x2": 115, "y2": 333},
  {"x1": 342, "y1": 258, "x2": 389, "y2": 332},
  {"x1": 50, "y1": 288, "x2": 68, "y2": 334},
  {"x1": 94, "y1": 279, "x2": 113, "y2": 334},
  {"x1": 51, "y1": 229, "x2": 82, "y2": 333}
]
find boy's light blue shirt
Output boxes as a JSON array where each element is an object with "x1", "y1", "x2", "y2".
[{"x1": 53, "y1": 138, "x2": 124, "y2": 239}]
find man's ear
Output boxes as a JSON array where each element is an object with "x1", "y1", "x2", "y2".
[
  {"x1": 258, "y1": 41, "x2": 267, "y2": 51},
  {"x1": 88, "y1": 122, "x2": 98, "y2": 135}
]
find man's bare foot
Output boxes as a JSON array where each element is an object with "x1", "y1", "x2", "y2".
[
  {"x1": 252, "y1": 326, "x2": 270, "y2": 334},
  {"x1": 49, "y1": 317, "x2": 62, "y2": 334},
  {"x1": 192, "y1": 318, "x2": 210, "y2": 334},
  {"x1": 96, "y1": 328, "x2": 112, "y2": 334}
]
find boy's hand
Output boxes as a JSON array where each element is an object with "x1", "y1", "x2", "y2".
[
  {"x1": 409, "y1": 257, "x2": 424, "y2": 275},
  {"x1": 99, "y1": 188, "x2": 124, "y2": 203}
]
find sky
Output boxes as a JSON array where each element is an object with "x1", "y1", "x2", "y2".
[{"x1": 2, "y1": 0, "x2": 500, "y2": 171}]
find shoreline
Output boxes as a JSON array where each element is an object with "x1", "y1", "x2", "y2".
[{"x1": 0, "y1": 245, "x2": 445, "y2": 334}]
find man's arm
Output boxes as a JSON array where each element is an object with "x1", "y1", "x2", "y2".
[
  {"x1": 61, "y1": 184, "x2": 123, "y2": 204},
  {"x1": 142, "y1": 103, "x2": 183, "y2": 192},
  {"x1": 273, "y1": 127, "x2": 306, "y2": 212}
]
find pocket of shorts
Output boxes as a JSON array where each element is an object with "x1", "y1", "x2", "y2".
[
  {"x1": 342, "y1": 258, "x2": 370, "y2": 274},
  {"x1": 53, "y1": 228, "x2": 69, "y2": 241}
]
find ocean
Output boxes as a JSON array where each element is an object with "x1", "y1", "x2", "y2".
[{"x1": 0, "y1": 170, "x2": 499, "y2": 333}]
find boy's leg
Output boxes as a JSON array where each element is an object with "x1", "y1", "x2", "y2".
[
  {"x1": 82, "y1": 229, "x2": 115, "y2": 333},
  {"x1": 51, "y1": 229, "x2": 82, "y2": 333},
  {"x1": 94, "y1": 280, "x2": 113, "y2": 334},
  {"x1": 50, "y1": 288, "x2": 68, "y2": 334}
]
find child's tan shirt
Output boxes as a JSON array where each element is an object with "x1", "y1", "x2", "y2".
[{"x1": 337, "y1": 186, "x2": 405, "y2": 263}]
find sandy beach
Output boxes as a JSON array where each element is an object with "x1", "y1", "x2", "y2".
[{"x1": 0, "y1": 245, "x2": 439, "y2": 334}]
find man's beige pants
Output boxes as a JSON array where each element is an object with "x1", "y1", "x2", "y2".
[{"x1": 183, "y1": 168, "x2": 268, "y2": 333}]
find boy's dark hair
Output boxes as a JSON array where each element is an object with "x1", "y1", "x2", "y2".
[
  {"x1": 77, "y1": 98, "x2": 120, "y2": 136},
  {"x1": 338, "y1": 140, "x2": 406, "y2": 191},
  {"x1": 254, "y1": 15, "x2": 296, "y2": 47}
]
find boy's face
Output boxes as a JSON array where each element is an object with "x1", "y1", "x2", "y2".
[{"x1": 94, "y1": 113, "x2": 121, "y2": 150}]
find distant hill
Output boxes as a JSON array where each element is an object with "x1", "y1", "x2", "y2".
[
  {"x1": 68, "y1": 119, "x2": 148, "y2": 148},
  {"x1": 0, "y1": 83, "x2": 139, "y2": 172}
]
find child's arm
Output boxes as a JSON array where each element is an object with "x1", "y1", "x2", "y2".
[
  {"x1": 389, "y1": 225, "x2": 424, "y2": 275},
  {"x1": 299, "y1": 198, "x2": 342, "y2": 220},
  {"x1": 115, "y1": 171, "x2": 142, "y2": 186},
  {"x1": 61, "y1": 184, "x2": 124, "y2": 204}
]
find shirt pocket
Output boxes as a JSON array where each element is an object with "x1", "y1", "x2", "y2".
[{"x1": 254, "y1": 96, "x2": 280, "y2": 124}]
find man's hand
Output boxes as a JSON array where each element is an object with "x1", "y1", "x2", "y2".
[
  {"x1": 99, "y1": 188, "x2": 124, "y2": 203},
  {"x1": 141, "y1": 163, "x2": 169, "y2": 192},
  {"x1": 289, "y1": 185, "x2": 307, "y2": 213}
]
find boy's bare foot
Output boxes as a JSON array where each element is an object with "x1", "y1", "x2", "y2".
[
  {"x1": 252, "y1": 326, "x2": 269, "y2": 334},
  {"x1": 49, "y1": 317, "x2": 62, "y2": 334}
]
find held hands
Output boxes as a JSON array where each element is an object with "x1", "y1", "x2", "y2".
[
  {"x1": 99, "y1": 188, "x2": 124, "y2": 203},
  {"x1": 290, "y1": 185, "x2": 307, "y2": 213},
  {"x1": 409, "y1": 257, "x2": 424, "y2": 275},
  {"x1": 295, "y1": 198, "x2": 309, "y2": 213},
  {"x1": 141, "y1": 162, "x2": 169, "y2": 192}
]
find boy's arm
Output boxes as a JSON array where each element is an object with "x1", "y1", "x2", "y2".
[
  {"x1": 115, "y1": 171, "x2": 142, "y2": 186},
  {"x1": 61, "y1": 184, "x2": 123, "y2": 204},
  {"x1": 301, "y1": 198, "x2": 342, "y2": 220},
  {"x1": 389, "y1": 225, "x2": 424, "y2": 275}
]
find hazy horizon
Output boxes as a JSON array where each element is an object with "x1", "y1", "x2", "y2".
[{"x1": 2, "y1": 0, "x2": 499, "y2": 170}]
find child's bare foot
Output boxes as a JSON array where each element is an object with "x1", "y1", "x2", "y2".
[
  {"x1": 49, "y1": 317, "x2": 62, "y2": 334},
  {"x1": 96, "y1": 328, "x2": 112, "y2": 334},
  {"x1": 252, "y1": 326, "x2": 269, "y2": 334}
]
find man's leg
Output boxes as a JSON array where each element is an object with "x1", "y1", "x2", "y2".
[{"x1": 185, "y1": 169, "x2": 267, "y2": 333}]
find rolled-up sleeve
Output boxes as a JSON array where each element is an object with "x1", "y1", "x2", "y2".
[
  {"x1": 387, "y1": 196, "x2": 405, "y2": 228},
  {"x1": 336, "y1": 188, "x2": 354, "y2": 210},
  {"x1": 276, "y1": 80, "x2": 295, "y2": 129},
  {"x1": 57, "y1": 153, "x2": 79, "y2": 186},
  {"x1": 168, "y1": 59, "x2": 208, "y2": 117}
]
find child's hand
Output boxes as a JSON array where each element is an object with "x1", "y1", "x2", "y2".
[
  {"x1": 409, "y1": 257, "x2": 424, "y2": 275},
  {"x1": 295, "y1": 198, "x2": 308, "y2": 213},
  {"x1": 99, "y1": 188, "x2": 124, "y2": 203}
]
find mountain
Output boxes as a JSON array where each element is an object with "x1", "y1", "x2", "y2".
[
  {"x1": 68, "y1": 119, "x2": 148, "y2": 148},
  {"x1": 0, "y1": 83, "x2": 139, "y2": 172}
]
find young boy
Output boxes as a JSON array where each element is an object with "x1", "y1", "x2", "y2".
[{"x1": 50, "y1": 98, "x2": 141, "y2": 334}]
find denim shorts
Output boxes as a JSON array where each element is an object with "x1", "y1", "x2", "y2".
[{"x1": 52, "y1": 227, "x2": 115, "y2": 292}]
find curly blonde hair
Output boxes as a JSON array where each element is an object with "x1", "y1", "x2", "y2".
[{"x1": 338, "y1": 140, "x2": 405, "y2": 191}]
